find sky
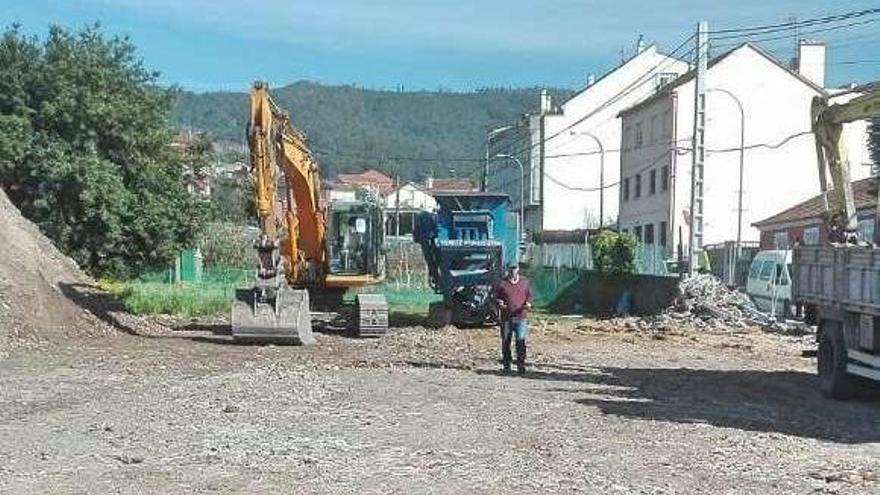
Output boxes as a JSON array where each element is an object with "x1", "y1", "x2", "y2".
[{"x1": 2, "y1": 0, "x2": 879, "y2": 92}]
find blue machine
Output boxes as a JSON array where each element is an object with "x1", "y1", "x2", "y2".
[{"x1": 413, "y1": 192, "x2": 519, "y2": 325}]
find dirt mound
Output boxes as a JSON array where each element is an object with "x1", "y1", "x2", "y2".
[{"x1": 0, "y1": 188, "x2": 116, "y2": 353}]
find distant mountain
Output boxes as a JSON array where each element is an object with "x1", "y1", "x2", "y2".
[{"x1": 171, "y1": 81, "x2": 573, "y2": 181}]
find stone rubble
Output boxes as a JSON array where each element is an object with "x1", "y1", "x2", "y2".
[{"x1": 626, "y1": 274, "x2": 811, "y2": 335}]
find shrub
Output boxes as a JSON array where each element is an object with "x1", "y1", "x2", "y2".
[{"x1": 589, "y1": 229, "x2": 636, "y2": 275}]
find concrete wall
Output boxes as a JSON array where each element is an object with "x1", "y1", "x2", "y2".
[{"x1": 528, "y1": 267, "x2": 680, "y2": 315}]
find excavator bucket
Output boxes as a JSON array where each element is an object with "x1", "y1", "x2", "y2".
[{"x1": 231, "y1": 285, "x2": 315, "y2": 345}]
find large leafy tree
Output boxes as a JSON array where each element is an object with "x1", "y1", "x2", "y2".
[{"x1": 0, "y1": 24, "x2": 207, "y2": 277}]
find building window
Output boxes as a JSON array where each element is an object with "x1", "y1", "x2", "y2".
[
  {"x1": 644, "y1": 223, "x2": 655, "y2": 244},
  {"x1": 656, "y1": 73, "x2": 677, "y2": 90},
  {"x1": 635, "y1": 122, "x2": 643, "y2": 148},
  {"x1": 773, "y1": 231, "x2": 789, "y2": 250},
  {"x1": 650, "y1": 115, "x2": 658, "y2": 144},
  {"x1": 635, "y1": 174, "x2": 642, "y2": 198},
  {"x1": 623, "y1": 126, "x2": 632, "y2": 150},
  {"x1": 661, "y1": 166, "x2": 669, "y2": 191},
  {"x1": 659, "y1": 221, "x2": 667, "y2": 248},
  {"x1": 634, "y1": 225, "x2": 642, "y2": 242},
  {"x1": 623, "y1": 177, "x2": 630, "y2": 201},
  {"x1": 649, "y1": 169, "x2": 656, "y2": 195},
  {"x1": 857, "y1": 218, "x2": 875, "y2": 243},
  {"x1": 803, "y1": 226, "x2": 819, "y2": 246},
  {"x1": 662, "y1": 109, "x2": 671, "y2": 138}
]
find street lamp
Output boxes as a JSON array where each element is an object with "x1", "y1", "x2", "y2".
[
  {"x1": 570, "y1": 130, "x2": 606, "y2": 228},
  {"x1": 492, "y1": 153, "x2": 525, "y2": 249},
  {"x1": 707, "y1": 88, "x2": 745, "y2": 285},
  {"x1": 484, "y1": 125, "x2": 515, "y2": 191}
]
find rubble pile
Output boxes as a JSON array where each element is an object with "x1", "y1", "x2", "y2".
[
  {"x1": 628, "y1": 274, "x2": 807, "y2": 334},
  {"x1": 666, "y1": 274, "x2": 776, "y2": 330}
]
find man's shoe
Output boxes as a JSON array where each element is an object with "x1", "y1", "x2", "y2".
[
  {"x1": 516, "y1": 364, "x2": 526, "y2": 375},
  {"x1": 502, "y1": 364, "x2": 512, "y2": 374}
]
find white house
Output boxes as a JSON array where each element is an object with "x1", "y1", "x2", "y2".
[
  {"x1": 487, "y1": 42, "x2": 689, "y2": 234},
  {"x1": 616, "y1": 41, "x2": 872, "y2": 257},
  {"x1": 384, "y1": 182, "x2": 437, "y2": 237}
]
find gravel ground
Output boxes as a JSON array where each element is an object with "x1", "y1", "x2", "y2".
[{"x1": 1, "y1": 317, "x2": 879, "y2": 494}]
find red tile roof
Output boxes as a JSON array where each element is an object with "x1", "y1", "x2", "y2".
[
  {"x1": 336, "y1": 169, "x2": 394, "y2": 194},
  {"x1": 752, "y1": 177, "x2": 876, "y2": 228}
]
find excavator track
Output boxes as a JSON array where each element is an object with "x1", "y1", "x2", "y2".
[{"x1": 231, "y1": 285, "x2": 315, "y2": 345}]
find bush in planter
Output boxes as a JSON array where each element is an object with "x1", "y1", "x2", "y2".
[{"x1": 589, "y1": 230, "x2": 636, "y2": 275}]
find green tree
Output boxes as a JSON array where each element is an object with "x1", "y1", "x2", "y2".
[
  {"x1": 0, "y1": 24, "x2": 207, "y2": 277},
  {"x1": 589, "y1": 230, "x2": 637, "y2": 275}
]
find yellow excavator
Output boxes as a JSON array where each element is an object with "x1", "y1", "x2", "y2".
[
  {"x1": 231, "y1": 82, "x2": 388, "y2": 344},
  {"x1": 811, "y1": 82, "x2": 880, "y2": 238}
]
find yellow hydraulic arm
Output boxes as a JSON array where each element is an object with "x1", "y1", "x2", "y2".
[
  {"x1": 248, "y1": 81, "x2": 325, "y2": 285},
  {"x1": 811, "y1": 83, "x2": 880, "y2": 239}
]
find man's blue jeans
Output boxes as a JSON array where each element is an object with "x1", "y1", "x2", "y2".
[{"x1": 500, "y1": 318, "x2": 528, "y2": 368}]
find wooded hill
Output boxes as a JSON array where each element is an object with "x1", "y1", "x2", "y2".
[{"x1": 172, "y1": 81, "x2": 573, "y2": 181}]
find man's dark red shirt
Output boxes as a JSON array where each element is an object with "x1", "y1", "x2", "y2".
[{"x1": 493, "y1": 276, "x2": 533, "y2": 319}]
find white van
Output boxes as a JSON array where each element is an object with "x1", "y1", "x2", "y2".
[{"x1": 746, "y1": 250, "x2": 792, "y2": 317}]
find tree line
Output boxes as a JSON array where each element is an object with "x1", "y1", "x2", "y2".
[{"x1": 173, "y1": 82, "x2": 572, "y2": 181}]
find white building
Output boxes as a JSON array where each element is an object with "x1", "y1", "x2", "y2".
[
  {"x1": 616, "y1": 42, "x2": 871, "y2": 257},
  {"x1": 487, "y1": 43, "x2": 689, "y2": 233},
  {"x1": 383, "y1": 182, "x2": 436, "y2": 237}
]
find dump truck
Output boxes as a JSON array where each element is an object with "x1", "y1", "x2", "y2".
[{"x1": 791, "y1": 83, "x2": 880, "y2": 398}]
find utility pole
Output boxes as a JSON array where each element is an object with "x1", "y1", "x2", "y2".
[
  {"x1": 485, "y1": 125, "x2": 514, "y2": 191},
  {"x1": 688, "y1": 21, "x2": 708, "y2": 275},
  {"x1": 395, "y1": 174, "x2": 401, "y2": 239}
]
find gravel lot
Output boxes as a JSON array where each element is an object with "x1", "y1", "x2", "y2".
[{"x1": 1, "y1": 316, "x2": 879, "y2": 494}]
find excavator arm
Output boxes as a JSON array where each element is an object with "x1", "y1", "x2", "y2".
[
  {"x1": 248, "y1": 82, "x2": 325, "y2": 285},
  {"x1": 811, "y1": 83, "x2": 880, "y2": 241}
]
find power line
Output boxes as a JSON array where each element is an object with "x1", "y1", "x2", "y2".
[
  {"x1": 488, "y1": 129, "x2": 819, "y2": 193},
  {"x1": 712, "y1": 16, "x2": 880, "y2": 48},
  {"x1": 709, "y1": 7, "x2": 880, "y2": 37},
  {"x1": 500, "y1": 35, "x2": 699, "y2": 161}
]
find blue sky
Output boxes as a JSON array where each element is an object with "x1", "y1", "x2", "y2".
[{"x1": 2, "y1": 0, "x2": 879, "y2": 92}]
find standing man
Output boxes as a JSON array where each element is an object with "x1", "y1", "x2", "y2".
[{"x1": 493, "y1": 261, "x2": 533, "y2": 374}]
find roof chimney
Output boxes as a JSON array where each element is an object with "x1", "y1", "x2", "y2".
[
  {"x1": 586, "y1": 73, "x2": 596, "y2": 87},
  {"x1": 795, "y1": 40, "x2": 826, "y2": 88},
  {"x1": 540, "y1": 89, "x2": 552, "y2": 115},
  {"x1": 636, "y1": 34, "x2": 646, "y2": 54}
]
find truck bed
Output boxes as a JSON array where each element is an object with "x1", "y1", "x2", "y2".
[{"x1": 793, "y1": 245, "x2": 880, "y2": 315}]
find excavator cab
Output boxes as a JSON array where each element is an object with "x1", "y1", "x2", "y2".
[{"x1": 325, "y1": 198, "x2": 385, "y2": 279}]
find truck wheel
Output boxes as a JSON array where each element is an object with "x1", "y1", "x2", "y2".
[{"x1": 817, "y1": 319, "x2": 853, "y2": 400}]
